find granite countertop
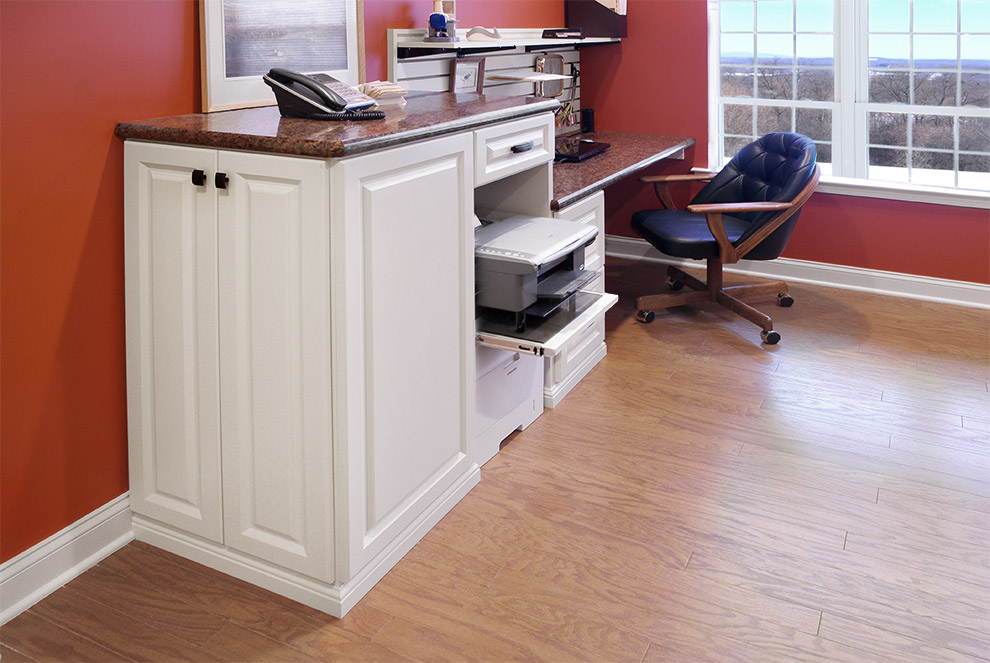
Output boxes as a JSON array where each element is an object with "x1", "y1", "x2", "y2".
[
  {"x1": 552, "y1": 132, "x2": 696, "y2": 211},
  {"x1": 115, "y1": 91, "x2": 560, "y2": 158}
]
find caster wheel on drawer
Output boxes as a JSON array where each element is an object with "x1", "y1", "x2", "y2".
[
  {"x1": 777, "y1": 293, "x2": 794, "y2": 307},
  {"x1": 666, "y1": 278, "x2": 685, "y2": 291},
  {"x1": 636, "y1": 309, "x2": 655, "y2": 324}
]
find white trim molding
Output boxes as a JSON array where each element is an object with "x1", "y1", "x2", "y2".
[
  {"x1": 606, "y1": 235, "x2": 990, "y2": 310},
  {"x1": 0, "y1": 494, "x2": 133, "y2": 625},
  {"x1": 812, "y1": 175, "x2": 990, "y2": 210},
  {"x1": 690, "y1": 168, "x2": 990, "y2": 209}
]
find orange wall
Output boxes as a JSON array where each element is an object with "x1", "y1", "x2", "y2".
[
  {"x1": 0, "y1": 0, "x2": 563, "y2": 564},
  {"x1": 581, "y1": 0, "x2": 989, "y2": 284},
  {"x1": 1, "y1": 0, "x2": 200, "y2": 563}
]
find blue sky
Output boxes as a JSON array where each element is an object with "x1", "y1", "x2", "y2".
[{"x1": 720, "y1": 0, "x2": 990, "y2": 62}]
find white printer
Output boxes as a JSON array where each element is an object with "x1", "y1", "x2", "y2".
[{"x1": 475, "y1": 215, "x2": 598, "y2": 332}]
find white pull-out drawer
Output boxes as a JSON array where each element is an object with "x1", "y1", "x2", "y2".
[
  {"x1": 476, "y1": 290, "x2": 618, "y2": 357},
  {"x1": 474, "y1": 114, "x2": 554, "y2": 186}
]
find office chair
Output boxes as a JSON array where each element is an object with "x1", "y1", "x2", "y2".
[{"x1": 631, "y1": 132, "x2": 820, "y2": 344}]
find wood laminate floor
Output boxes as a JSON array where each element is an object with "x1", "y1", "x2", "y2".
[{"x1": 3, "y1": 257, "x2": 988, "y2": 662}]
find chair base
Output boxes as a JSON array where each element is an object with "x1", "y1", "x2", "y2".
[{"x1": 635, "y1": 262, "x2": 791, "y2": 343}]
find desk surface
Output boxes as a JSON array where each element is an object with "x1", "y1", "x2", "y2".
[
  {"x1": 552, "y1": 132, "x2": 695, "y2": 211},
  {"x1": 115, "y1": 92, "x2": 558, "y2": 159}
]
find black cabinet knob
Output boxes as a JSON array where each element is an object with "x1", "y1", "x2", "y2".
[
  {"x1": 191, "y1": 169, "x2": 207, "y2": 186},
  {"x1": 215, "y1": 172, "x2": 229, "y2": 189},
  {"x1": 510, "y1": 141, "x2": 535, "y2": 153}
]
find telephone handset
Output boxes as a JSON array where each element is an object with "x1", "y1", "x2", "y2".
[{"x1": 263, "y1": 68, "x2": 385, "y2": 121}]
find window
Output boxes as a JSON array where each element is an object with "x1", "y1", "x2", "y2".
[
  {"x1": 201, "y1": 0, "x2": 363, "y2": 112},
  {"x1": 710, "y1": 0, "x2": 990, "y2": 196}
]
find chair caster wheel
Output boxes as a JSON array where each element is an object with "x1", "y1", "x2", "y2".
[
  {"x1": 666, "y1": 278, "x2": 685, "y2": 291},
  {"x1": 777, "y1": 293, "x2": 794, "y2": 307},
  {"x1": 636, "y1": 310, "x2": 655, "y2": 323},
  {"x1": 761, "y1": 330, "x2": 781, "y2": 345}
]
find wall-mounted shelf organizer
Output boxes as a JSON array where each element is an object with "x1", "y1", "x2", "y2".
[{"x1": 388, "y1": 28, "x2": 619, "y2": 134}]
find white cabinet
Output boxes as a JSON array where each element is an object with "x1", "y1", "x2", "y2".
[
  {"x1": 125, "y1": 142, "x2": 333, "y2": 580},
  {"x1": 124, "y1": 132, "x2": 479, "y2": 616},
  {"x1": 124, "y1": 109, "x2": 617, "y2": 615},
  {"x1": 215, "y1": 151, "x2": 334, "y2": 581},
  {"x1": 124, "y1": 143, "x2": 222, "y2": 543},
  {"x1": 334, "y1": 133, "x2": 476, "y2": 578}
]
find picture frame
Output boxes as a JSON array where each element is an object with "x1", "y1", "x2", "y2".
[
  {"x1": 200, "y1": 0, "x2": 365, "y2": 112},
  {"x1": 449, "y1": 58, "x2": 486, "y2": 95}
]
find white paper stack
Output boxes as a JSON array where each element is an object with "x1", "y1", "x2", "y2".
[{"x1": 359, "y1": 81, "x2": 407, "y2": 107}]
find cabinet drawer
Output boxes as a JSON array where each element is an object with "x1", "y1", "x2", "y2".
[
  {"x1": 554, "y1": 191, "x2": 605, "y2": 275},
  {"x1": 549, "y1": 315, "x2": 605, "y2": 384},
  {"x1": 476, "y1": 347, "x2": 542, "y2": 438},
  {"x1": 474, "y1": 114, "x2": 554, "y2": 186}
]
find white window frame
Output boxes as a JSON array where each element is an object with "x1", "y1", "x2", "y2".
[{"x1": 707, "y1": 0, "x2": 990, "y2": 209}]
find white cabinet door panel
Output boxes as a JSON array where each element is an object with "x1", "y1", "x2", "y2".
[
  {"x1": 217, "y1": 151, "x2": 333, "y2": 582},
  {"x1": 124, "y1": 142, "x2": 223, "y2": 542},
  {"x1": 336, "y1": 133, "x2": 475, "y2": 578}
]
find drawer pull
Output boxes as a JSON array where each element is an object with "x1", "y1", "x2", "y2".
[{"x1": 510, "y1": 141, "x2": 535, "y2": 154}]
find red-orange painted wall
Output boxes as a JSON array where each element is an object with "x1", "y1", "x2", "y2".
[
  {"x1": 0, "y1": 0, "x2": 563, "y2": 564},
  {"x1": 1, "y1": 0, "x2": 985, "y2": 565},
  {"x1": 581, "y1": 0, "x2": 989, "y2": 284},
  {"x1": 1, "y1": 0, "x2": 201, "y2": 563}
]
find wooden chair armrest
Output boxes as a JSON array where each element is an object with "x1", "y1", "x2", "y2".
[
  {"x1": 640, "y1": 174, "x2": 714, "y2": 210},
  {"x1": 686, "y1": 201, "x2": 792, "y2": 214},
  {"x1": 639, "y1": 173, "x2": 714, "y2": 184},
  {"x1": 695, "y1": 201, "x2": 792, "y2": 263},
  {"x1": 702, "y1": 213, "x2": 738, "y2": 264}
]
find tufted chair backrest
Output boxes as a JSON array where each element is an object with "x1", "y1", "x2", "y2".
[{"x1": 691, "y1": 133, "x2": 818, "y2": 259}]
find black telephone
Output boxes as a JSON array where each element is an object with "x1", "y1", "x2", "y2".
[{"x1": 262, "y1": 68, "x2": 385, "y2": 121}]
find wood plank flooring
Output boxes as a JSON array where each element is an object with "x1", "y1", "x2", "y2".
[{"x1": 3, "y1": 257, "x2": 988, "y2": 662}]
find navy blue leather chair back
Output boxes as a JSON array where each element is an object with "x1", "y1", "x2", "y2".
[{"x1": 691, "y1": 133, "x2": 817, "y2": 260}]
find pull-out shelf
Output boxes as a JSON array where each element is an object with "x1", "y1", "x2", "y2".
[{"x1": 476, "y1": 290, "x2": 617, "y2": 356}]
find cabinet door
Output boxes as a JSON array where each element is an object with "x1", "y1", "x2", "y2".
[
  {"x1": 335, "y1": 133, "x2": 476, "y2": 578},
  {"x1": 216, "y1": 151, "x2": 334, "y2": 582},
  {"x1": 124, "y1": 142, "x2": 222, "y2": 542}
]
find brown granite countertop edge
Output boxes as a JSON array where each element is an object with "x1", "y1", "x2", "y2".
[
  {"x1": 113, "y1": 123, "x2": 344, "y2": 158},
  {"x1": 551, "y1": 137, "x2": 696, "y2": 211},
  {"x1": 114, "y1": 100, "x2": 560, "y2": 159}
]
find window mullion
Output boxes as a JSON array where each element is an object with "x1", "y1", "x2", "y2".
[
  {"x1": 707, "y1": 0, "x2": 721, "y2": 169},
  {"x1": 839, "y1": 0, "x2": 863, "y2": 179}
]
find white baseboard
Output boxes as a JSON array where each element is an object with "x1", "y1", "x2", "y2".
[
  {"x1": 132, "y1": 464, "x2": 481, "y2": 618},
  {"x1": 0, "y1": 494, "x2": 133, "y2": 625},
  {"x1": 606, "y1": 235, "x2": 990, "y2": 310}
]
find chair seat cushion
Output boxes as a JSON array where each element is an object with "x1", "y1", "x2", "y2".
[{"x1": 631, "y1": 209, "x2": 750, "y2": 260}]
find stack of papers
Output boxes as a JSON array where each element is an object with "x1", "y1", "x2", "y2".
[{"x1": 359, "y1": 81, "x2": 407, "y2": 106}]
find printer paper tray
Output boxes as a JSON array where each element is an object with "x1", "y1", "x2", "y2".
[{"x1": 475, "y1": 291, "x2": 618, "y2": 357}]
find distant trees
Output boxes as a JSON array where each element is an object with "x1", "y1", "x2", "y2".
[{"x1": 720, "y1": 59, "x2": 990, "y2": 173}]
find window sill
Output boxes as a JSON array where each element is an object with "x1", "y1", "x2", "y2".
[{"x1": 692, "y1": 168, "x2": 990, "y2": 210}]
